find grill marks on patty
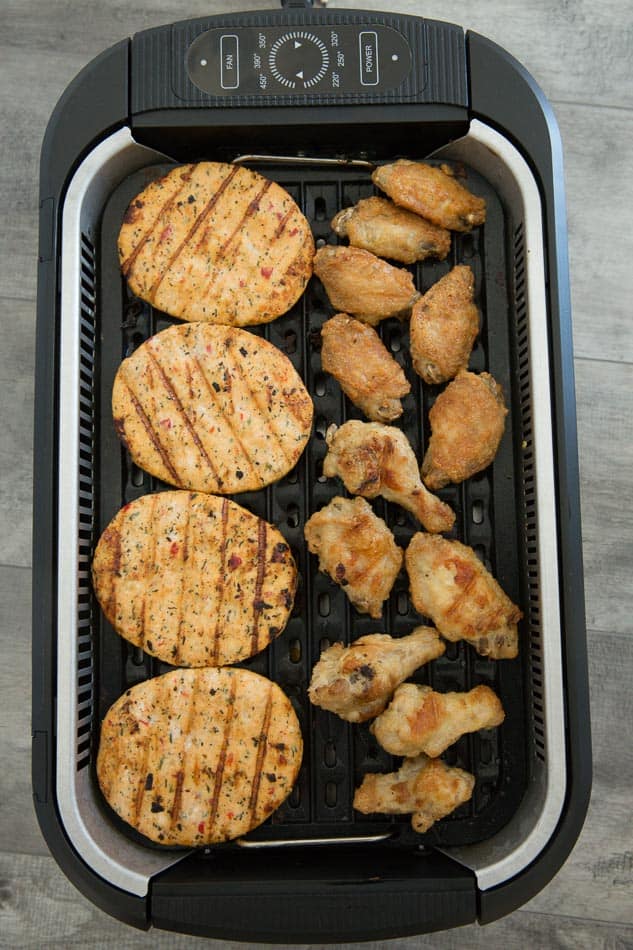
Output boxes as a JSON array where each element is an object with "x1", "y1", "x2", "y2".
[
  {"x1": 120, "y1": 164, "x2": 196, "y2": 280},
  {"x1": 146, "y1": 165, "x2": 241, "y2": 303},
  {"x1": 118, "y1": 378, "x2": 182, "y2": 486},
  {"x1": 118, "y1": 162, "x2": 315, "y2": 326},
  {"x1": 97, "y1": 668, "x2": 303, "y2": 846},
  {"x1": 92, "y1": 491, "x2": 297, "y2": 667},
  {"x1": 112, "y1": 324, "x2": 313, "y2": 494}
]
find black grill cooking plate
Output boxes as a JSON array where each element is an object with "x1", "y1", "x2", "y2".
[{"x1": 94, "y1": 158, "x2": 527, "y2": 851}]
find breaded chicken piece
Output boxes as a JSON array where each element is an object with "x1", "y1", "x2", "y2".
[
  {"x1": 371, "y1": 683, "x2": 505, "y2": 757},
  {"x1": 323, "y1": 420, "x2": 455, "y2": 534},
  {"x1": 353, "y1": 755, "x2": 475, "y2": 833},
  {"x1": 308, "y1": 627, "x2": 445, "y2": 723},
  {"x1": 372, "y1": 160, "x2": 486, "y2": 232},
  {"x1": 410, "y1": 266, "x2": 479, "y2": 384},
  {"x1": 421, "y1": 371, "x2": 508, "y2": 489},
  {"x1": 304, "y1": 496, "x2": 402, "y2": 619},
  {"x1": 320, "y1": 314, "x2": 411, "y2": 422},
  {"x1": 331, "y1": 196, "x2": 451, "y2": 264},
  {"x1": 313, "y1": 245, "x2": 419, "y2": 325},
  {"x1": 405, "y1": 533, "x2": 522, "y2": 659}
]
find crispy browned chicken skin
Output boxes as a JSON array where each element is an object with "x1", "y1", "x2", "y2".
[
  {"x1": 421, "y1": 370, "x2": 508, "y2": 489},
  {"x1": 371, "y1": 683, "x2": 505, "y2": 757},
  {"x1": 410, "y1": 265, "x2": 479, "y2": 384},
  {"x1": 313, "y1": 245, "x2": 419, "y2": 325},
  {"x1": 320, "y1": 314, "x2": 411, "y2": 422},
  {"x1": 304, "y1": 496, "x2": 402, "y2": 619},
  {"x1": 372, "y1": 160, "x2": 486, "y2": 232},
  {"x1": 405, "y1": 533, "x2": 522, "y2": 659},
  {"x1": 308, "y1": 627, "x2": 445, "y2": 723},
  {"x1": 353, "y1": 755, "x2": 475, "y2": 833},
  {"x1": 323, "y1": 420, "x2": 455, "y2": 534},
  {"x1": 331, "y1": 196, "x2": 451, "y2": 264}
]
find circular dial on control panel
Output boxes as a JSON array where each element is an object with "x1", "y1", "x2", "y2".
[{"x1": 269, "y1": 31, "x2": 330, "y2": 89}]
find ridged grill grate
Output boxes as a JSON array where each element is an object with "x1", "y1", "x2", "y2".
[
  {"x1": 91, "y1": 160, "x2": 528, "y2": 848},
  {"x1": 513, "y1": 222, "x2": 545, "y2": 762},
  {"x1": 76, "y1": 232, "x2": 97, "y2": 770}
]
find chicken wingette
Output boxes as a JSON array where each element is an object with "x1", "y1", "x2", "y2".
[
  {"x1": 405, "y1": 532, "x2": 522, "y2": 659},
  {"x1": 313, "y1": 245, "x2": 419, "y2": 325},
  {"x1": 410, "y1": 265, "x2": 479, "y2": 384},
  {"x1": 304, "y1": 496, "x2": 402, "y2": 619},
  {"x1": 421, "y1": 370, "x2": 507, "y2": 489},
  {"x1": 331, "y1": 196, "x2": 451, "y2": 264},
  {"x1": 320, "y1": 313, "x2": 411, "y2": 422},
  {"x1": 372, "y1": 160, "x2": 486, "y2": 232}
]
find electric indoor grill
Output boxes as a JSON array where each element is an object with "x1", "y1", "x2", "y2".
[{"x1": 33, "y1": 0, "x2": 591, "y2": 940}]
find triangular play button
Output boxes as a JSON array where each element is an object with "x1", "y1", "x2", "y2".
[
  {"x1": 296, "y1": 70, "x2": 304, "y2": 79},
  {"x1": 294, "y1": 40, "x2": 302, "y2": 49}
]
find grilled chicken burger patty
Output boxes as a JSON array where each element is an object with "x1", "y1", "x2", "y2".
[
  {"x1": 118, "y1": 162, "x2": 315, "y2": 326},
  {"x1": 92, "y1": 491, "x2": 297, "y2": 667},
  {"x1": 111, "y1": 323, "x2": 313, "y2": 494},
  {"x1": 97, "y1": 667, "x2": 303, "y2": 846}
]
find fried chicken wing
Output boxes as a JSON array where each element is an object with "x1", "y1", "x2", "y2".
[
  {"x1": 371, "y1": 682, "x2": 505, "y2": 757},
  {"x1": 421, "y1": 371, "x2": 508, "y2": 489},
  {"x1": 410, "y1": 265, "x2": 479, "y2": 384},
  {"x1": 304, "y1": 496, "x2": 402, "y2": 619},
  {"x1": 313, "y1": 245, "x2": 419, "y2": 325},
  {"x1": 405, "y1": 533, "x2": 522, "y2": 659},
  {"x1": 353, "y1": 754, "x2": 475, "y2": 833},
  {"x1": 309, "y1": 627, "x2": 445, "y2": 723},
  {"x1": 372, "y1": 160, "x2": 486, "y2": 232},
  {"x1": 320, "y1": 314, "x2": 411, "y2": 422},
  {"x1": 323, "y1": 420, "x2": 455, "y2": 534},
  {"x1": 331, "y1": 196, "x2": 451, "y2": 264}
]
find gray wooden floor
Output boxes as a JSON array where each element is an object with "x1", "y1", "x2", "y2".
[{"x1": 2, "y1": 0, "x2": 632, "y2": 946}]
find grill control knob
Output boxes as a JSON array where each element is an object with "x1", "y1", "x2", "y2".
[{"x1": 269, "y1": 31, "x2": 330, "y2": 89}]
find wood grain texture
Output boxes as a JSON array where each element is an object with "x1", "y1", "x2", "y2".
[
  {"x1": 0, "y1": 567, "x2": 46, "y2": 857},
  {"x1": 2, "y1": 852, "x2": 633, "y2": 948},
  {"x1": 576, "y1": 360, "x2": 633, "y2": 635},
  {"x1": 0, "y1": 298, "x2": 35, "y2": 568},
  {"x1": 1, "y1": 0, "x2": 632, "y2": 944}
]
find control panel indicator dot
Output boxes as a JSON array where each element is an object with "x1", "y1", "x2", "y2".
[
  {"x1": 392, "y1": 54, "x2": 399, "y2": 61},
  {"x1": 200, "y1": 58, "x2": 208, "y2": 66}
]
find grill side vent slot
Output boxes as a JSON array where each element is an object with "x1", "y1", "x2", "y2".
[
  {"x1": 77, "y1": 232, "x2": 97, "y2": 771},
  {"x1": 514, "y1": 222, "x2": 545, "y2": 762}
]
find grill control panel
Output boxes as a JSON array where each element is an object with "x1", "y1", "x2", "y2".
[{"x1": 186, "y1": 24, "x2": 413, "y2": 98}]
